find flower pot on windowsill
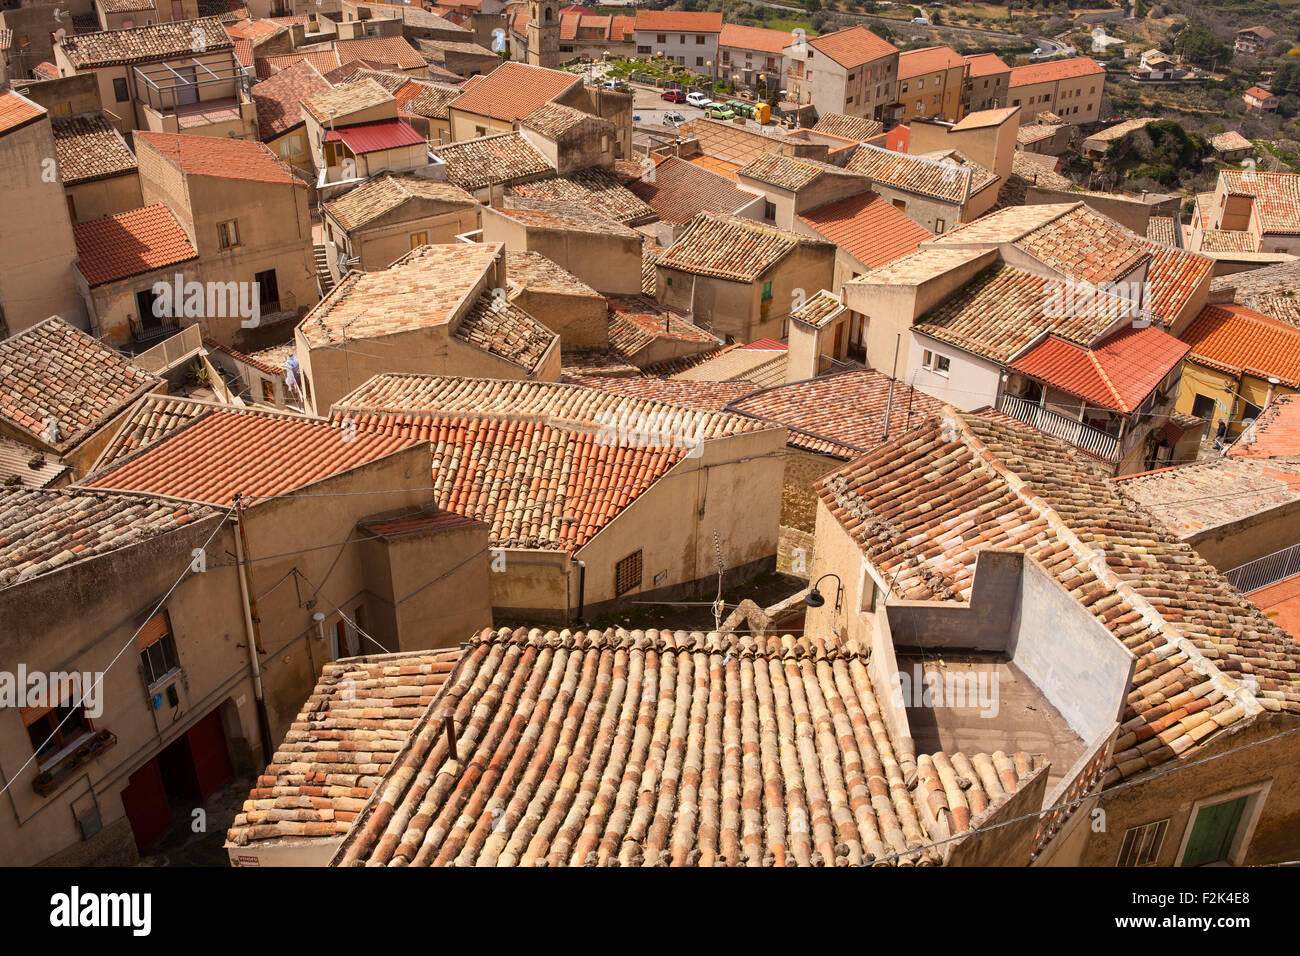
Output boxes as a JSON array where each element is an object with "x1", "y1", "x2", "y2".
[{"x1": 32, "y1": 731, "x2": 117, "y2": 797}]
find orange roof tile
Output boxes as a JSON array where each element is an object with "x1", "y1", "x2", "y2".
[
  {"x1": 898, "y1": 45, "x2": 964, "y2": 79},
  {"x1": 86, "y1": 409, "x2": 417, "y2": 506},
  {"x1": 806, "y1": 25, "x2": 897, "y2": 69},
  {"x1": 798, "y1": 191, "x2": 930, "y2": 270},
  {"x1": 718, "y1": 23, "x2": 793, "y2": 55},
  {"x1": 335, "y1": 35, "x2": 426, "y2": 71},
  {"x1": 250, "y1": 59, "x2": 331, "y2": 140},
  {"x1": 0, "y1": 89, "x2": 44, "y2": 136},
  {"x1": 1230, "y1": 393, "x2": 1300, "y2": 459},
  {"x1": 73, "y1": 204, "x2": 198, "y2": 287},
  {"x1": 1180, "y1": 303, "x2": 1300, "y2": 387},
  {"x1": 134, "y1": 131, "x2": 300, "y2": 185},
  {"x1": 964, "y1": 52, "x2": 1010, "y2": 78},
  {"x1": 1009, "y1": 56, "x2": 1104, "y2": 88},
  {"x1": 448, "y1": 61, "x2": 579, "y2": 123},
  {"x1": 627, "y1": 155, "x2": 756, "y2": 225},
  {"x1": 633, "y1": 10, "x2": 723, "y2": 33}
]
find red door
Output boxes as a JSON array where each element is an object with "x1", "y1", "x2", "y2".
[
  {"x1": 187, "y1": 709, "x2": 232, "y2": 801},
  {"x1": 120, "y1": 758, "x2": 171, "y2": 853}
]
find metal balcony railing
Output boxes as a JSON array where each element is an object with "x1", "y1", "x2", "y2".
[
  {"x1": 999, "y1": 393, "x2": 1120, "y2": 462},
  {"x1": 1223, "y1": 542, "x2": 1300, "y2": 593}
]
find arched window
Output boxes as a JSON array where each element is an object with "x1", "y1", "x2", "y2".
[{"x1": 545, "y1": 7, "x2": 553, "y2": 21}]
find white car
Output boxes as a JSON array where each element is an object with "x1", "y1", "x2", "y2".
[{"x1": 686, "y1": 91, "x2": 712, "y2": 108}]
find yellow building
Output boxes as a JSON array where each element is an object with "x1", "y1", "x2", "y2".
[
  {"x1": 897, "y1": 45, "x2": 966, "y2": 122},
  {"x1": 1176, "y1": 303, "x2": 1300, "y2": 444}
]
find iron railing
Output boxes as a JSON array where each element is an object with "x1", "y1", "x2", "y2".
[
  {"x1": 1223, "y1": 541, "x2": 1300, "y2": 593},
  {"x1": 999, "y1": 393, "x2": 1120, "y2": 462}
]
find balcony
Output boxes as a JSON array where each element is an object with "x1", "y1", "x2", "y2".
[
  {"x1": 999, "y1": 392, "x2": 1119, "y2": 462},
  {"x1": 128, "y1": 315, "x2": 183, "y2": 353}
]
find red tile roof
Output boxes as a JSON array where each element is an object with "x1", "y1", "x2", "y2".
[
  {"x1": 1246, "y1": 86, "x2": 1276, "y2": 101},
  {"x1": 1009, "y1": 56, "x2": 1105, "y2": 87},
  {"x1": 806, "y1": 25, "x2": 897, "y2": 69},
  {"x1": 1180, "y1": 303, "x2": 1300, "y2": 387},
  {"x1": 1230, "y1": 393, "x2": 1300, "y2": 459},
  {"x1": 0, "y1": 317, "x2": 161, "y2": 454},
  {"x1": 798, "y1": 191, "x2": 930, "y2": 270},
  {"x1": 563, "y1": 375, "x2": 754, "y2": 412},
  {"x1": 627, "y1": 155, "x2": 758, "y2": 225},
  {"x1": 633, "y1": 10, "x2": 723, "y2": 33},
  {"x1": 135, "y1": 131, "x2": 301, "y2": 185},
  {"x1": 324, "y1": 118, "x2": 426, "y2": 153},
  {"x1": 86, "y1": 409, "x2": 417, "y2": 506},
  {"x1": 1010, "y1": 324, "x2": 1190, "y2": 413},
  {"x1": 256, "y1": 49, "x2": 342, "y2": 79},
  {"x1": 250, "y1": 59, "x2": 331, "y2": 140},
  {"x1": 448, "y1": 61, "x2": 579, "y2": 122},
  {"x1": 719, "y1": 23, "x2": 793, "y2": 54},
  {"x1": 964, "y1": 52, "x2": 1010, "y2": 78},
  {"x1": 898, "y1": 45, "x2": 964, "y2": 78},
  {"x1": 658, "y1": 212, "x2": 831, "y2": 282},
  {"x1": 73, "y1": 204, "x2": 199, "y2": 287},
  {"x1": 0, "y1": 89, "x2": 44, "y2": 136},
  {"x1": 335, "y1": 35, "x2": 426, "y2": 71}
]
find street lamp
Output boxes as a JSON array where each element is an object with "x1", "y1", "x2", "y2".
[{"x1": 805, "y1": 574, "x2": 843, "y2": 614}]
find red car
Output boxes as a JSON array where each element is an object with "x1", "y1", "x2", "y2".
[{"x1": 660, "y1": 89, "x2": 686, "y2": 103}]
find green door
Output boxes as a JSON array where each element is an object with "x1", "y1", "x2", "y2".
[{"x1": 1181, "y1": 796, "x2": 1248, "y2": 866}]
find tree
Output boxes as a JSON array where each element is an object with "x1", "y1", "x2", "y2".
[
  {"x1": 1173, "y1": 22, "x2": 1231, "y2": 69},
  {"x1": 805, "y1": 0, "x2": 822, "y2": 11}
]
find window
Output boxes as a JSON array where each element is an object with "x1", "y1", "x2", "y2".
[
  {"x1": 696, "y1": 56, "x2": 704, "y2": 66},
  {"x1": 922, "y1": 350, "x2": 950, "y2": 374},
  {"x1": 892, "y1": 198, "x2": 906, "y2": 211},
  {"x1": 410, "y1": 231, "x2": 428, "y2": 248},
  {"x1": 475, "y1": 125, "x2": 486, "y2": 137},
  {"x1": 1176, "y1": 789, "x2": 1268, "y2": 867},
  {"x1": 761, "y1": 280, "x2": 773, "y2": 301},
  {"x1": 1117, "y1": 819, "x2": 1168, "y2": 867},
  {"x1": 138, "y1": 611, "x2": 180, "y2": 687},
  {"x1": 679, "y1": 34, "x2": 685, "y2": 43},
  {"x1": 279, "y1": 133, "x2": 302, "y2": 157},
  {"x1": 934, "y1": 219, "x2": 945, "y2": 233},
  {"x1": 255, "y1": 269, "x2": 279, "y2": 310},
  {"x1": 113, "y1": 77, "x2": 129, "y2": 102},
  {"x1": 657, "y1": 34, "x2": 666, "y2": 43},
  {"x1": 695, "y1": 34, "x2": 705, "y2": 44},
  {"x1": 917, "y1": 78, "x2": 924, "y2": 89},
  {"x1": 763, "y1": 200, "x2": 775, "y2": 221},
  {"x1": 615, "y1": 550, "x2": 643, "y2": 596},
  {"x1": 25, "y1": 701, "x2": 93, "y2": 767},
  {"x1": 217, "y1": 219, "x2": 240, "y2": 249}
]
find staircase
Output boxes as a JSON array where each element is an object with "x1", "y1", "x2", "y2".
[{"x1": 313, "y1": 243, "x2": 335, "y2": 297}]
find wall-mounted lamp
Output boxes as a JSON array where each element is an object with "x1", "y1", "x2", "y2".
[{"x1": 805, "y1": 573, "x2": 843, "y2": 615}]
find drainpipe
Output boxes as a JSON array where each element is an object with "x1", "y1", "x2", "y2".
[
  {"x1": 232, "y1": 509, "x2": 274, "y2": 764},
  {"x1": 575, "y1": 560, "x2": 586, "y2": 622}
]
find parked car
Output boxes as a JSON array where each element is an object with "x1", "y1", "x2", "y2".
[
  {"x1": 912, "y1": 16, "x2": 928, "y2": 23},
  {"x1": 602, "y1": 78, "x2": 621, "y2": 90},
  {"x1": 663, "y1": 111, "x2": 686, "y2": 125},
  {"x1": 686, "y1": 91, "x2": 712, "y2": 108},
  {"x1": 706, "y1": 105, "x2": 735, "y2": 120},
  {"x1": 661, "y1": 88, "x2": 686, "y2": 103}
]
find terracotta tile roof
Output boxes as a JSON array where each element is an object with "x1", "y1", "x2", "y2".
[
  {"x1": 495, "y1": 198, "x2": 639, "y2": 238},
  {"x1": 564, "y1": 375, "x2": 755, "y2": 412},
  {"x1": 845, "y1": 142, "x2": 985, "y2": 205},
  {"x1": 639, "y1": 348, "x2": 725, "y2": 377},
  {"x1": 633, "y1": 10, "x2": 723, "y2": 33},
  {"x1": 673, "y1": 347, "x2": 788, "y2": 387},
  {"x1": 1008, "y1": 56, "x2": 1104, "y2": 88},
  {"x1": 1180, "y1": 303, "x2": 1300, "y2": 387},
  {"x1": 98, "y1": 0, "x2": 157, "y2": 11},
  {"x1": 1231, "y1": 393, "x2": 1300, "y2": 459},
  {"x1": 1220, "y1": 169, "x2": 1300, "y2": 234},
  {"x1": 1137, "y1": 237, "x2": 1211, "y2": 324},
  {"x1": 332, "y1": 373, "x2": 769, "y2": 445},
  {"x1": 810, "y1": 112, "x2": 884, "y2": 141},
  {"x1": 432, "y1": 131, "x2": 553, "y2": 190},
  {"x1": 324, "y1": 117, "x2": 426, "y2": 153},
  {"x1": 918, "y1": 265, "x2": 1135, "y2": 363},
  {"x1": 250, "y1": 59, "x2": 331, "y2": 139},
  {"x1": 964, "y1": 52, "x2": 1010, "y2": 77},
  {"x1": 1012, "y1": 203, "x2": 1150, "y2": 284},
  {"x1": 798, "y1": 190, "x2": 930, "y2": 269},
  {"x1": 520, "y1": 101, "x2": 604, "y2": 139},
  {"x1": 1211, "y1": 130, "x2": 1252, "y2": 153},
  {"x1": 302, "y1": 77, "x2": 394, "y2": 122},
  {"x1": 788, "y1": 289, "x2": 844, "y2": 330},
  {"x1": 898, "y1": 44, "x2": 964, "y2": 78},
  {"x1": 451, "y1": 294, "x2": 557, "y2": 374},
  {"x1": 728, "y1": 368, "x2": 945, "y2": 458},
  {"x1": 0, "y1": 89, "x2": 44, "y2": 136},
  {"x1": 1199, "y1": 228, "x2": 1258, "y2": 253},
  {"x1": 1118, "y1": 457, "x2": 1300, "y2": 538},
  {"x1": 560, "y1": 348, "x2": 641, "y2": 377},
  {"x1": 352, "y1": 1, "x2": 468, "y2": 32},
  {"x1": 658, "y1": 212, "x2": 829, "y2": 283},
  {"x1": 0, "y1": 487, "x2": 212, "y2": 589},
  {"x1": 50, "y1": 112, "x2": 137, "y2": 185},
  {"x1": 225, "y1": 647, "x2": 464, "y2": 848},
  {"x1": 1211, "y1": 257, "x2": 1300, "y2": 300},
  {"x1": 507, "y1": 167, "x2": 657, "y2": 226},
  {"x1": 736, "y1": 152, "x2": 849, "y2": 191},
  {"x1": 852, "y1": 245, "x2": 989, "y2": 286},
  {"x1": 58, "y1": 18, "x2": 233, "y2": 68},
  {"x1": 335, "y1": 35, "x2": 426, "y2": 71},
  {"x1": 1010, "y1": 324, "x2": 1190, "y2": 413},
  {"x1": 642, "y1": 239, "x2": 663, "y2": 296},
  {"x1": 92, "y1": 394, "x2": 312, "y2": 471},
  {"x1": 0, "y1": 318, "x2": 160, "y2": 456},
  {"x1": 72, "y1": 203, "x2": 199, "y2": 288},
  {"x1": 256, "y1": 49, "x2": 342, "y2": 79},
  {"x1": 1082, "y1": 116, "x2": 1156, "y2": 147},
  {"x1": 806, "y1": 24, "x2": 897, "y2": 68},
  {"x1": 818, "y1": 410, "x2": 1297, "y2": 784},
  {"x1": 932, "y1": 202, "x2": 1074, "y2": 245},
  {"x1": 449, "y1": 61, "x2": 579, "y2": 122},
  {"x1": 32, "y1": 62, "x2": 60, "y2": 80},
  {"x1": 135, "y1": 131, "x2": 300, "y2": 184},
  {"x1": 403, "y1": 83, "x2": 461, "y2": 120},
  {"x1": 1245, "y1": 86, "x2": 1276, "y2": 101},
  {"x1": 1015, "y1": 122, "x2": 1061, "y2": 146},
  {"x1": 1244, "y1": 291, "x2": 1300, "y2": 328},
  {"x1": 506, "y1": 250, "x2": 600, "y2": 298},
  {"x1": 950, "y1": 107, "x2": 1020, "y2": 131},
  {"x1": 627, "y1": 156, "x2": 756, "y2": 226},
  {"x1": 718, "y1": 23, "x2": 793, "y2": 54},
  {"x1": 333, "y1": 625, "x2": 1045, "y2": 866},
  {"x1": 678, "y1": 117, "x2": 789, "y2": 168},
  {"x1": 0, "y1": 436, "x2": 70, "y2": 489},
  {"x1": 85, "y1": 408, "x2": 416, "y2": 506},
  {"x1": 323, "y1": 172, "x2": 475, "y2": 231},
  {"x1": 1146, "y1": 215, "x2": 1178, "y2": 248},
  {"x1": 607, "y1": 296, "x2": 719, "y2": 356},
  {"x1": 298, "y1": 243, "x2": 500, "y2": 348}
]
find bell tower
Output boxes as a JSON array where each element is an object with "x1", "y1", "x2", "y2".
[{"x1": 526, "y1": 0, "x2": 561, "y2": 70}]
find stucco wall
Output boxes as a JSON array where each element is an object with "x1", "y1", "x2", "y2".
[{"x1": 66, "y1": 170, "x2": 144, "y2": 224}]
